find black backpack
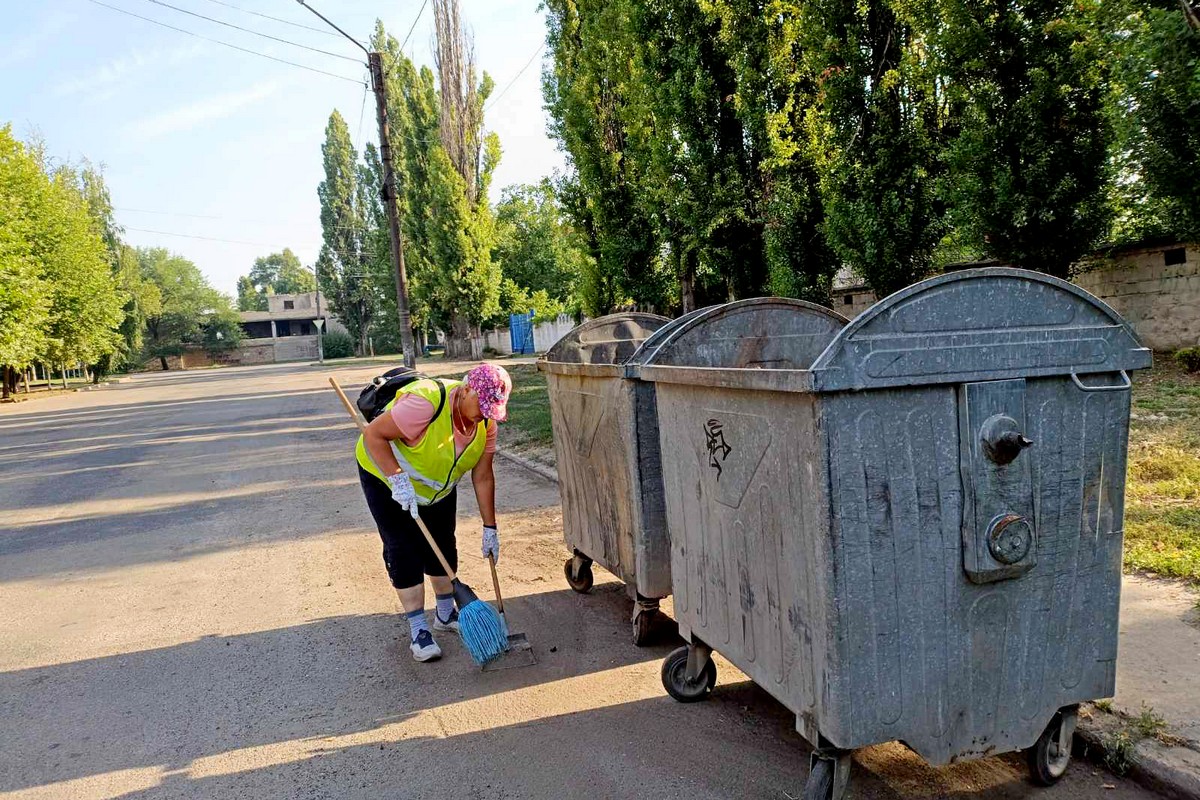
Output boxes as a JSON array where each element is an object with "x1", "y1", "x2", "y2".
[{"x1": 356, "y1": 366, "x2": 446, "y2": 423}]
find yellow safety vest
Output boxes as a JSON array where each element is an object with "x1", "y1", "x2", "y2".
[{"x1": 356, "y1": 378, "x2": 489, "y2": 504}]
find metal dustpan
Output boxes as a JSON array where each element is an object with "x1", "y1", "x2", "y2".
[
  {"x1": 483, "y1": 622, "x2": 536, "y2": 671},
  {"x1": 482, "y1": 557, "x2": 537, "y2": 671}
]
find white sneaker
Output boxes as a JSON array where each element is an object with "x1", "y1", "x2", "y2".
[
  {"x1": 410, "y1": 629, "x2": 442, "y2": 662},
  {"x1": 432, "y1": 608, "x2": 460, "y2": 633}
]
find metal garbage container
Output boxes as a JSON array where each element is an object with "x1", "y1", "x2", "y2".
[
  {"x1": 539, "y1": 312, "x2": 672, "y2": 644},
  {"x1": 638, "y1": 269, "x2": 1151, "y2": 799}
]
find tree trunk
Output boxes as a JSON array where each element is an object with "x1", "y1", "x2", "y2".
[
  {"x1": 61, "y1": 365, "x2": 68, "y2": 389},
  {"x1": 159, "y1": 356, "x2": 169, "y2": 371},
  {"x1": 2, "y1": 367, "x2": 10, "y2": 401},
  {"x1": 444, "y1": 313, "x2": 481, "y2": 360},
  {"x1": 22, "y1": 368, "x2": 30, "y2": 393},
  {"x1": 680, "y1": 249, "x2": 697, "y2": 315}
]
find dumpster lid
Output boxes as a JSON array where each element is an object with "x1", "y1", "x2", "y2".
[
  {"x1": 634, "y1": 298, "x2": 849, "y2": 369},
  {"x1": 626, "y1": 305, "x2": 722, "y2": 366},
  {"x1": 542, "y1": 312, "x2": 669, "y2": 365},
  {"x1": 809, "y1": 267, "x2": 1153, "y2": 392}
]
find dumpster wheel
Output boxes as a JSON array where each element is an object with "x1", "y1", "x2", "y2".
[
  {"x1": 564, "y1": 555, "x2": 594, "y2": 593},
  {"x1": 632, "y1": 607, "x2": 656, "y2": 646},
  {"x1": 1026, "y1": 706, "x2": 1077, "y2": 786},
  {"x1": 661, "y1": 645, "x2": 716, "y2": 702},
  {"x1": 804, "y1": 749, "x2": 851, "y2": 800}
]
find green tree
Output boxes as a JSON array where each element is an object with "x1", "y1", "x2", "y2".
[
  {"x1": 429, "y1": 1, "x2": 502, "y2": 356},
  {"x1": 113, "y1": 243, "x2": 157, "y2": 370},
  {"x1": 935, "y1": 0, "x2": 1112, "y2": 277},
  {"x1": 372, "y1": 18, "x2": 502, "y2": 356},
  {"x1": 551, "y1": 175, "x2": 625, "y2": 317},
  {"x1": 138, "y1": 247, "x2": 233, "y2": 369},
  {"x1": 799, "y1": 0, "x2": 947, "y2": 297},
  {"x1": 544, "y1": 0, "x2": 672, "y2": 313},
  {"x1": 625, "y1": 0, "x2": 771, "y2": 308},
  {"x1": 0, "y1": 129, "x2": 124, "y2": 393},
  {"x1": 67, "y1": 160, "x2": 154, "y2": 378},
  {"x1": 236, "y1": 248, "x2": 316, "y2": 311},
  {"x1": 317, "y1": 110, "x2": 373, "y2": 354},
  {"x1": 356, "y1": 139, "x2": 413, "y2": 354},
  {"x1": 41, "y1": 172, "x2": 124, "y2": 373},
  {"x1": 491, "y1": 181, "x2": 588, "y2": 310},
  {"x1": 202, "y1": 307, "x2": 244, "y2": 352},
  {"x1": 0, "y1": 127, "x2": 52, "y2": 394},
  {"x1": 1105, "y1": 1, "x2": 1200, "y2": 240}
]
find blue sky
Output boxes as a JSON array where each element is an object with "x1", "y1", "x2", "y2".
[{"x1": 1, "y1": 0, "x2": 564, "y2": 296}]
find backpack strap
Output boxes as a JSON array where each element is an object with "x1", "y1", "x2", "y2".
[{"x1": 431, "y1": 379, "x2": 447, "y2": 420}]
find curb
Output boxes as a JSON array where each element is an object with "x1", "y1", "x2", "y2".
[
  {"x1": 496, "y1": 450, "x2": 559, "y2": 484},
  {"x1": 1077, "y1": 707, "x2": 1200, "y2": 799}
]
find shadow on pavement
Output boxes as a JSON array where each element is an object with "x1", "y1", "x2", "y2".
[
  {"x1": 0, "y1": 388, "x2": 332, "y2": 430},
  {"x1": 0, "y1": 584, "x2": 684, "y2": 797}
]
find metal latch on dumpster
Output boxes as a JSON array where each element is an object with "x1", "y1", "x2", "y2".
[{"x1": 960, "y1": 379, "x2": 1037, "y2": 584}]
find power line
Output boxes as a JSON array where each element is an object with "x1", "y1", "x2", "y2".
[
  {"x1": 116, "y1": 207, "x2": 391, "y2": 237},
  {"x1": 143, "y1": 0, "x2": 361, "y2": 63},
  {"x1": 484, "y1": 43, "x2": 545, "y2": 112},
  {"x1": 354, "y1": 81, "x2": 369, "y2": 151},
  {"x1": 87, "y1": 0, "x2": 364, "y2": 84},
  {"x1": 383, "y1": 0, "x2": 429, "y2": 80},
  {"x1": 116, "y1": 206, "x2": 225, "y2": 220},
  {"x1": 400, "y1": 0, "x2": 428, "y2": 52},
  {"x1": 121, "y1": 226, "x2": 297, "y2": 245},
  {"x1": 198, "y1": 0, "x2": 341, "y2": 38}
]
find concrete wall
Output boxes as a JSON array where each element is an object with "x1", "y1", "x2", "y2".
[
  {"x1": 830, "y1": 288, "x2": 876, "y2": 319},
  {"x1": 481, "y1": 328, "x2": 514, "y2": 355},
  {"x1": 1073, "y1": 244, "x2": 1200, "y2": 351},
  {"x1": 168, "y1": 336, "x2": 318, "y2": 370},
  {"x1": 268, "y1": 292, "x2": 322, "y2": 313},
  {"x1": 481, "y1": 314, "x2": 579, "y2": 355},
  {"x1": 533, "y1": 315, "x2": 579, "y2": 353},
  {"x1": 272, "y1": 334, "x2": 320, "y2": 362},
  {"x1": 828, "y1": 244, "x2": 1200, "y2": 352}
]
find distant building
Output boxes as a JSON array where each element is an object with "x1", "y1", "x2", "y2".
[{"x1": 235, "y1": 292, "x2": 348, "y2": 363}]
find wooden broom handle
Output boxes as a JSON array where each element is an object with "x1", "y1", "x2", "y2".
[
  {"x1": 328, "y1": 376, "x2": 458, "y2": 581},
  {"x1": 487, "y1": 555, "x2": 505, "y2": 614}
]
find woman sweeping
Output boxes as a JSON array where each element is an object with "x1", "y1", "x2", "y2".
[{"x1": 356, "y1": 363, "x2": 512, "y2": 662}]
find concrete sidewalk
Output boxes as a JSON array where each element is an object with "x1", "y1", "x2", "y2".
[{"x1": 1079, "y1": 574, "x2": 1200, "y2": 798}]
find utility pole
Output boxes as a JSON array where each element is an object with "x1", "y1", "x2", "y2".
[
  {"x1": 295, "y1": 0, "x2": 417, "y2": 368},
  {"x1": 312, "y1": 262, "x2": 324, "y2": 364},
  {"x1": 368, "y1": 51, "x2": 417, "y2": 368}
]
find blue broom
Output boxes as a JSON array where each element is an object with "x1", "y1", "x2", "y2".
[{"x1": 331, "y1": 377, "x2": 510, "y2": 666}]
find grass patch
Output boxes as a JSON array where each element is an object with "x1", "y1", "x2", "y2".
[
  {"x1": 502, "y1": 364, "x2": 553, "y2": 454},
  {"x1": 1125, "y1": 360, "x2": 1200, "y2": 582},
  {"x1": 1095, "y1": 703, "x2": 1175, "y2": 776}
]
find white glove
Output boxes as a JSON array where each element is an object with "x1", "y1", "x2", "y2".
[
  {"x1": 387, "y1": 472, "x2": 420, "y2": 520},
  {"x1": 482, "y1": 525, "x2": 500, "y2": 564}
]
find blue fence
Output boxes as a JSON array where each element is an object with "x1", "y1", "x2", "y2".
[{"x1": 509, "y1": 312, "x2": 535, "y2": 354}]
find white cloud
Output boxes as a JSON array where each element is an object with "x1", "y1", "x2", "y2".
[
  {"x1": 128, "y1": 81, "x2": 281, "y2": 141},
  {"x1": 55, "y1": 43, "x2": 207, "y2": 98}
]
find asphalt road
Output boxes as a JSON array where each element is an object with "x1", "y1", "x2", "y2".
[{"x1": 0, "y1": 361, "x2": 1160, "y2": 799}]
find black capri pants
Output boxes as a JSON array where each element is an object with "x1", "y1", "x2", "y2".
[{"x1": 358, "y1": 465, "x2": 458, "y2": 590}]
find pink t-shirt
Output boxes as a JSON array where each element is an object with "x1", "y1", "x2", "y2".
[{"x1": 389, "y1": 386, "x2": 497, "y2": 456}]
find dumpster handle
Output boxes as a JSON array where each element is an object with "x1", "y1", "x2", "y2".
[{"x1": 1070, "y1": 370, "x2": 1131, "y2": 392}]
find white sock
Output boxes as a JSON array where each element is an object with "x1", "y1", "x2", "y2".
[
  {"x1": 435, "y1": 593, "x2": 455, "y2": 622},
  {"x1": 405, "y1": 609, "x2": 429, "y2": 641}
]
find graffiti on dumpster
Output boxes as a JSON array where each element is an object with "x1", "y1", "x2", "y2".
[{"x1": 704, "y1": 418, "x2": 732, "y2": 480}]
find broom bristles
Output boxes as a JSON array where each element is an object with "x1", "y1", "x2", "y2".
[{"x1": 458, "y1": 599, "x2": 510, "y2": 665}]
